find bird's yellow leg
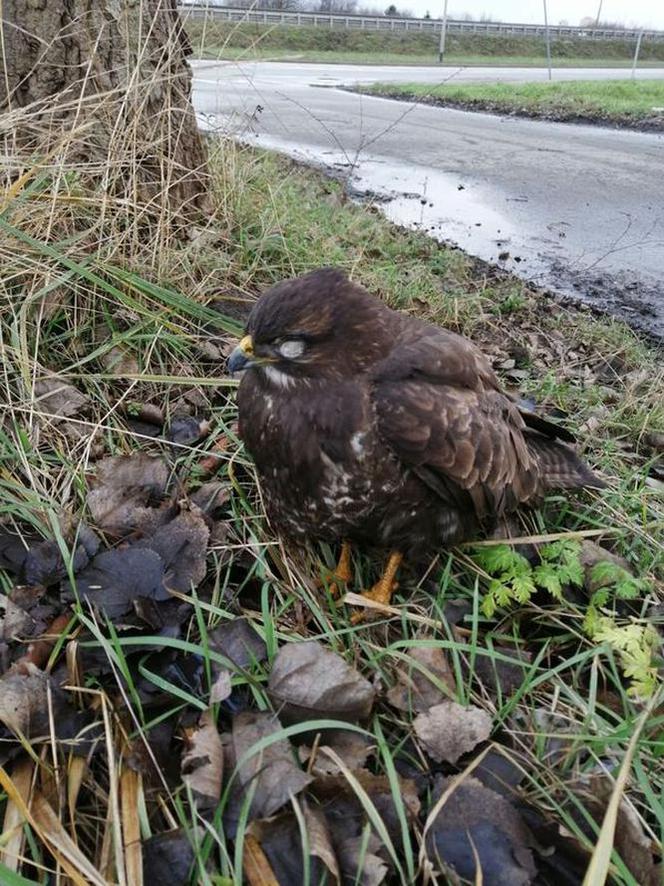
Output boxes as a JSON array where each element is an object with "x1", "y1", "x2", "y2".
[
  {"x1": 351, "y1": 551, "x2": 403, "y2": 622},
  {"x1": 322, "y1": 541, "x2": 353, "y2": 598}
]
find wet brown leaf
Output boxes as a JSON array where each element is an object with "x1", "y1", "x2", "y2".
[
  {"x1": 413, "y1": 701, "x2": 492, "y2": 764},
  {"x1": 386, "y1": 645, "x2": 454, "y2": 713},
  {"x1": 24, "y1": 526, "x2": 100, "y2": 587},
  {"x1": 311, "y1": 770, "x2": 420, "y2": 849},
  {"x1": 268, "y1": 641, "x2": 375, "y2": 725},
  {"x1": 208, "y1": 617, "x2": 266, "y2": 704},
  {"x1": 248, "y1": 803, "x2": 339, "y2": 885},
  {"x1": 465, "y1": 645, "x2": 532, "y2": 699},
  {"x1": 209, "y1": 617, "x2": 267, "y2": 669},
  {"x1": 425, "y1": 775, "x2": 536, "y2": 885},
  {"x1": 86, "y1": 454, "x2": 170, "y2": 535},
  {"x1": 181, "y1": 709, "x2": 223, "y2": 809},
  {"x1": 231, "y1": 711, "x2": 312, "y2": 819},
  {"x1": 0, "y1": 525, "x2": 39, "y2": 574},
  {"x1": 65, "y1": 547, "x2": 168, "y2": 619},
  {"x1": 0, "y1": 668, "x2": 49, "y2": 734},
  {"x1": 337, "y1": 836, "x2": 388, "y2": 886},
  {"x1": 0, "y1": 667, "x2": 87, "y2": 752},
  {"x1": 189, "y1": 480, "x2": 230, "y2": 517},
  {"x1": 210, "y1": 668, "x2": 232, "y2": 705},
  {"x1": 135, "y1": 509, "x2": 209, "y2": 593},
  {"x1": 167, "y1": 416, "x2": 210, "y2": 446},
  {"x1": 299, "y1": 729, "x2": 374, "y2": 776},
  {"x1": 567, "y1": 775, "x2": 659, "y2": 886},
  {"x1": 142, "y1": 829, "x2": 195, "y2": 884}
]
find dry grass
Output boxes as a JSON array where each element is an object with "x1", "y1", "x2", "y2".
[{"x1": 0, "y1": 48, "x2": 663, "y2": 885}]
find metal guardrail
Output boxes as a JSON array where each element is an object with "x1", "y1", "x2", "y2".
[{"x1": 179, "y1": 3, "x2": 664, "y2": 42}]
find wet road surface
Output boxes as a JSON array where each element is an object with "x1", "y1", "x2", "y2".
[{"x1": 192, "y1": 61, "x2": 664, "y2": 337}]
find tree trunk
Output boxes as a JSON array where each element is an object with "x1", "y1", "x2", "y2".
[{"x1": 0, "y1": 0, "x2": 209, "y2": 219}]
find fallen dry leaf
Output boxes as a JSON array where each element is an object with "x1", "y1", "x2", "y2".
[
  {"x1": 33, "y1": 376, "x2": 89, "y2": 420},
  {"x1": 311, "y1": 770, "x2": 420, "y2": 850},
  {"x1": 135, "y1": 509, "x2": 209, "y2": 593},
  {"x1": 337, "y1": 835, "x2": 388, "y2": 886},
  {"x1": 24, "y1": 526, "x2": 100, "y2": 587},
  {"x1": 386, "y1": 645, "x2": 454, "y2": 713},
  {"x1": 189, "y1": 480, "x2": 230, "y2": 517},
  {"x1": 268, "y1": 641, "x2": 375, "y2": 725},
  {"x1": 565, "y1": 774, "x2": 659, "y2": 886},
  {"x1": 425, "y1": 775, "x2": 536, "y2": 885},
  {"x1": 231, "y1": 711, "x2": 312, "y2": 819},
  {"x1": 248, "y1": 803, "x2": 340, "y2": 885},
  {"x1": 142, "y1": 829, "x2": 195, "y2": 883},
  {"x1": 208, "y1": 617, "x2": 266, "y2": 704},
  {"x1": 210, "y1": 668, "x2": 232, "y2": 705},
  {"x1": 181, "y1": 709, "x2": 223, "y2": 810},
  {"x1": 1, "y1": 595, "x2": 35, "y2": 641},
  {"x1": 65, "y1": 547, "x2": 168, "y2": 619},
  {"x1": 0, "y1": 525, "x2": 39, "y2": 575},
  {"x1": 0, "y1": 668, "x2": 49, "y2": 735},
  {"x1": 208, "y1": 617, "x2": 267, "y2": 669},
  {"x1": 299, "y1": 729, "x2": 373, "y2": 776},
  {"x1": 414, "y1": 700, "x2": 492, "y2": 764},
  {"x1": 0, "y1": 667, "x2": 87, "y2": 752},
  {"x1": 100, "y1": 344, "x2": 139, "y2": 377},
  {"x1": 86, "y1": 454, "x2": 170, "y2": 535},
  {"x1": 167, "y1": 416, "x2": 210, "y2": 446}
]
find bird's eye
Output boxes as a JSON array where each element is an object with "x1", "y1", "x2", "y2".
[{"x1": 278, "y1": 339, "x2": 305, "y2": 359}]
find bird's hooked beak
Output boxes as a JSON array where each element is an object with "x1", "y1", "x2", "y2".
[{"x1": 227, "y1": 335, "x2": 255, "y2": 373}]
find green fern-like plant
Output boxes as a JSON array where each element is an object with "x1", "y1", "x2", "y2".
[
  {"x1": 472, "y1": 539, "x2": 583, "y2": 619},
  {"x1": 471, "y1": 541, "x2": 659, "y2": 697},
  {"x1": 592, "y1": 617, "x2": 659, "y2": 698}
]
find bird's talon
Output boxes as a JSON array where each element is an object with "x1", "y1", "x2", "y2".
[
  {"x1": 349, "y1": 574, "x2": 400, "y2": 623},
  {"x1": 317, "y1": 541, "x2": 353, "y2": 599}
]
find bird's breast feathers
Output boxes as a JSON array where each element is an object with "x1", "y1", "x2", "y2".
[{"x1": 237, "y1": 373, "x2": 398, "y2": 537}]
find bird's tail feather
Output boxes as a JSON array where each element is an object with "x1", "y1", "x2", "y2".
[{"x1": 527, "y1": 434, "x2": 605, "y2": 490}]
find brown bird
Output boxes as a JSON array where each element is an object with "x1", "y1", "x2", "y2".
[{"x1": 228, "y1": 268, "x2": 603, "y2": 615}]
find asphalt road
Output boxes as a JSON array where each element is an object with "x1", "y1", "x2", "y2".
[{"x1": 192, "y1": 62, "x2": 664, "y2": 337}]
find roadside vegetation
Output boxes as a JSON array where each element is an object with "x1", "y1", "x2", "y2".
[
  {"x1": 1, "y1": 85, "x2": 663, "y2": 884},
  {"x1": 185, "y1": 18, "x2": 664, "y2": 67},
  {"x1": 357, "y1": 79, "x2": 664, "y2": 128}
]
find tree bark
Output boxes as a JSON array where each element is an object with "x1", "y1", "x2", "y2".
[{"x1": 0, "y1": 0, "x2": 209, "y2": 219}]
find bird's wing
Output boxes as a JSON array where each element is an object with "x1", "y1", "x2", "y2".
[{"x1": 372, "y1": 331, "x2": 541, "y2": 522}]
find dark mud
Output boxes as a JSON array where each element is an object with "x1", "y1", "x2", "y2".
[
  {"x1": 228, "y1": 127, "x2": 664, "y2": 343},
  {"x1": 328, "y1": 160, "x2": 664, "y2": 343}
]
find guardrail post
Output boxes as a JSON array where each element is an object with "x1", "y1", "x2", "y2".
[
  {"x1": 632, "y1": 30, "x2": 644, "y2": 77},
  {"x1": 542, "y1": 0, "x2": 552, "y2": 80}
]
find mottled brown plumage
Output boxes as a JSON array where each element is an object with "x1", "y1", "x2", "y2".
[{"x1": 228, "y1": 268, "x2": 602, "y2": 579}]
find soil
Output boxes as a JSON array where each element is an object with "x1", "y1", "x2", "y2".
[{"x1": 352, "y1": 87, "x2": 664, "y2": 133}]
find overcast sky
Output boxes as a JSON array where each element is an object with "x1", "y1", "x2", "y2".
[{"x1": 410, "y1": 1, "x2": 664, "y2": 29}]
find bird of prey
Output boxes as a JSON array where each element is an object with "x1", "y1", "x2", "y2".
[{"x1": 228, "y1": 268, "x2": 603, "y2": 614}]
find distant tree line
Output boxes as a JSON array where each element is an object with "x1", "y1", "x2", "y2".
[{"x1": 213, "y1": 0, "x2": 417, "y2": 16}]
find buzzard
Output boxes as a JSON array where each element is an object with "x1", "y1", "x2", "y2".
[{"x1": 228, "y1": 269, "x2": 602, "y2": 614}]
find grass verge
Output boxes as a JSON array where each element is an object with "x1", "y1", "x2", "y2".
[
  {"x1": 183, "y1": 18, "x2": 664, "y2": 67},
  {"x1": 192, "y1": 46, "x2": 664, "y2": 67},
  {"x1": 0, "y1": 129, "x2": 663, "y2": 884},
  {"x1": 358, "y1": 78, "x2": 664, "y2": 128}
]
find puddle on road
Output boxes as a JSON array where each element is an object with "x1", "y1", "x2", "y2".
[
  {"x1": 351, "y1": 158, "x2": 522, "y2": 265},
  {"x1": 198, "y1": 120, "x2": 664, "y2": 339},
  {"x1": 250, "y1": 134, "x2": 552, "y2": 280}
]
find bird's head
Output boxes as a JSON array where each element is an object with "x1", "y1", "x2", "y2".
[{"x1": 227, "y1": 268, "x2": 393, "y2": 385}]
